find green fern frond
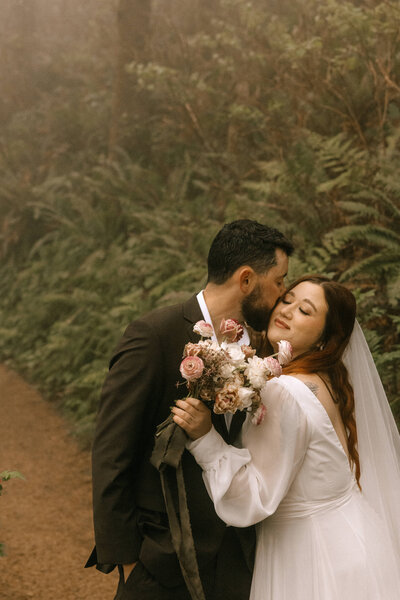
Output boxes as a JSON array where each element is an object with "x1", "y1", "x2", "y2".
[
  {"x1": 337, "y1": 201, "x2": 380, "y2": 219},
  {"x1": 370, "y1": 188, "x2": 400, "y2": 220},
  {"x1": 317, "y1": 171, "x2": 353, "y2": 193},
  {"x1": 329, "y1": 224, "x2": 400, "y2": 249},
  {"x1": 340, "y1": 250, "x2": 400, "y2": 281}
]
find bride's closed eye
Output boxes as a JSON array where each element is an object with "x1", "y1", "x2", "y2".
[{"x1": 281, "y1": 297, "x2": 310, "y2": 316}]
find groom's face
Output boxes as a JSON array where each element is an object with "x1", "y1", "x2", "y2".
[{"x1": 241, "y1": 249, "x2": 289, "y2": 331}]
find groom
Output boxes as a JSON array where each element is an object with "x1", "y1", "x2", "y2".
[{"x1": 86, "y1": 219, "x2": 293, "y2": 600}]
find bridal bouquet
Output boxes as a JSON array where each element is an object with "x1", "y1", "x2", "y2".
[{"x1": 179, "y1": 319, "x2": 293, "y2": 425}]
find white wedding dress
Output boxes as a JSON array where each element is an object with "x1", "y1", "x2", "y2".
[{"x1": 188, "y1": 373, "x2": 400, "y2": 599}]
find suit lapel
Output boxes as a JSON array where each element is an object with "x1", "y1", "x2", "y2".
[{"x1": 183, "y1": 294, "x2": 204, "y2": 343}]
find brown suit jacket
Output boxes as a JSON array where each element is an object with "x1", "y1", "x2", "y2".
[{"x1": 86, "y1": 294, "x2": 255, "y2": 590}]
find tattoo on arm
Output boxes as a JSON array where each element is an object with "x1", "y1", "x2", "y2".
[{"x1": 305, "y1": 381, "x2": 319, "y2": 396}]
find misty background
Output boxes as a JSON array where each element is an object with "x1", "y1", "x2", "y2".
[{"x1": 0, "y1": 0, "x2": 399, "y2": 440}]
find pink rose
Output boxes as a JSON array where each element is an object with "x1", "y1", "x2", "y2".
[
  {"x1": 184, "y1": 342, "x2": 202, "y2": 357},
  {"x1": 264, "y1": 356, "x2": 282, "y2": 377},
  {"x1": 193, "y1": 320, "x2": 214, "y2": 338},
  {"x1": 213, "y1": 384, "x2": 241, "y2": 414},
  {"x1": 219, "y1": 318, "x2": 244, "y2": 343},
  {"x1": 241, "y1": 345, "x2": 256, "y2": 359},
  {"x1": 252, "y1": 403, "x2": 267, "y2": 426},
  {"x1": 180, "y1": 356, "x2": 204, "y2": 381},
  {"x1": 277, "y1": 340, "x2": 293, "y2": 365}
]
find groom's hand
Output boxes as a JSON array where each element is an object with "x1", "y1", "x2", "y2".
[{"x1": 172, "y1": 397, "x2": 212, "y2": 440}]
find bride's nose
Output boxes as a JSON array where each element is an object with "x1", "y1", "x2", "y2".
[{"x1": 280, "y1": 304, "x2": 293, "y2": 318}]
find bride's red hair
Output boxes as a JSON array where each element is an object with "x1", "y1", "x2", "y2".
[{"x1": 281, "y1": 276, "x2": 361, "y2": 487}]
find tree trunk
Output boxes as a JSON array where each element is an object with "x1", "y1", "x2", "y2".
[
  {"x1": 0, "y1": 0, "x2": 38, "y2": 122},
  {"x1": 108, "y1": 0, "x2": 152, "y2": 159}
]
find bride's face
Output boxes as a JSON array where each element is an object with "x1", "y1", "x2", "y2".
[{"x1": 267, "y1": 281, "x2": 328, "y2": 358}]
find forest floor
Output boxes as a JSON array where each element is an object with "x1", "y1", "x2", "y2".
[{"x1": 0, "y1": 364, "x2": 118, "y2": 600}]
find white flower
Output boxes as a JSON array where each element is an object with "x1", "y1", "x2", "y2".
[
  {"x1": 277, "y1": 340, "x2": 293, "y2": 365},
  {"x1": 223, "y1": 343, "x2": 246, "y2": 367},
  {"x1": 219, "y1": 363, "x2": 236, "y2": 380},
  {"x1": 208, "y1": 341, "x2": 220, "y2": 352},
  {"x1": 238, "y1": 387, "x2": 254, "y2": 409},
  {"x1": 244, "y1": 356, "x2": 268, "y2": 389},
  {"x1": 193, "y1": 320, "x2": 214, "y2": 338}
]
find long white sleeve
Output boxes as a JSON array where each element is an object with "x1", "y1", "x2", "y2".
[{"x1": 187, "y1": 377, "x2": 311, "y2": 527}]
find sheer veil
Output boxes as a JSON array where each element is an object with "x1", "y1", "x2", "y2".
[{"x1": 343, "y1": 321, "x2": 400, "y2": 557}]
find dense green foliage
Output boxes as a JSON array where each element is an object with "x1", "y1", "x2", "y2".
[{"x1": 0, "y1": 0, "x2": 399, "y2": 441}]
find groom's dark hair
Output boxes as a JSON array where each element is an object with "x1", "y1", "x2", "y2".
[{"x1": 207, "y1": 219, "x2": 294, "y2": 284}]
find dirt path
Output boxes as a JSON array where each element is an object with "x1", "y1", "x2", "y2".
[{"x1": 0, "y1": 365, "x2": 118, "y2": 600}]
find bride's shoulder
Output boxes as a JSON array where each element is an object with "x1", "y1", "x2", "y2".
[
  {"x1": 262, "y1": 374, "x2": 315, "y2": 407},
  {"x1": 268, "y1": 373, "x2": 319, "y2": 391},
  {"x1": 284, "y1": 373, "x2": 321, "y2": 397},
  {"x1": 264, "y1": 374, "x2": 321, "y2": 411},
  {"x1": 258, "y1": 376, "x2": 313, "y2": 429}
]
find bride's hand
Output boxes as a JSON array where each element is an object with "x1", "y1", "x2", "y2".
[{"x1": 172, "y1": 397, "x2": 212, "y2": 440}]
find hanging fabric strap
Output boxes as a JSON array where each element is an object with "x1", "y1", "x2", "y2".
[{"x1": 151, "y1": 414, "x2": 206, "y2": 600}]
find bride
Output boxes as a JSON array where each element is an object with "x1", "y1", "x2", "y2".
[{"x1": 172, "y1": 275, "x2": 400, "y2": 600}]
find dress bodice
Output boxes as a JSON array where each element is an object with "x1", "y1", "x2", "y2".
[{"x1": 255, "y1": 376, "x2": 355, "y2": 522}]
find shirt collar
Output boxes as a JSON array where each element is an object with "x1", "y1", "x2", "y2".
[{"x1": 196, "y1": 290, "x2": 250, "y2": 346}]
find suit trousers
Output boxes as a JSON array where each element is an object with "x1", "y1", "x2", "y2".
[{"x1": 114, "y1": 528, "x2": 253, "y2": 600}]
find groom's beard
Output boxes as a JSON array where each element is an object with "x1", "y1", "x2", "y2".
[{"x1": 241, "y1": 287, "x2": 272, "y2": 332}]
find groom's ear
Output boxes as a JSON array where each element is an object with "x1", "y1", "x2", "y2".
[{"x1": 237, "y1": 266, "x2": 257, "y2": 294}]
